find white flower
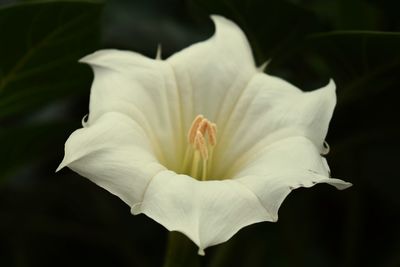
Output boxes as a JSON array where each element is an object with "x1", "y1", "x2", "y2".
[{"x1": 57, "y1": 15, "x2": 351, "y2": 255}]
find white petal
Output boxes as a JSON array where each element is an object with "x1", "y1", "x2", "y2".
[
  {"x1": 213, "y1": 74, "x2": 337, "y2": 178},
  {"x1": 58, "y1": 112, "x2": 166, "y2": 206},
  {"x1": 167, "y1": 15, "x2": 257, "y2": 132},
  {"x1": 79, "y1": 49, "x2": 184, "y2": 171},
  {"x1": 135, "y1": 171, "x2": 271, "y2": 255},
  {"x1": 235, "y1": 136, "x2": 352, "y2": 220}
]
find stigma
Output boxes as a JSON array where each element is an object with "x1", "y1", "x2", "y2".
[{"x1": 182, "y1": 115, "x2": 217, "y2": 180}]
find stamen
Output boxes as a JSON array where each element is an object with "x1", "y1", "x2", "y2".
[
  {"x1": 197, "y1": 119, "x2": 208, "y2": 136},
  {"x1": 207, "y1": 123, "x2": 217, "y2": 146},
  {"x1": 202, "y1": 159, "x2": 207, "y2": 181},
  {"x1": 188, "y1": 115, "x2": 204, "y2": 144},
  {"x1": 194, "y1": 131, "x2": 208, "y2": 160},
  {"x1": 185, "y1": 115, "x2": 217, "y2": 180},
  {"x1": 190, "y1": 151, "x2": 200, "y2": 178}
]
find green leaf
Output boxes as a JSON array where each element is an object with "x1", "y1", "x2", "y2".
[
  {"x1": 0, "y1": 0, "x2": 102, "y2": 121},
  {"x1": 0, "y1": 1, "x2": 102, "y2": 181}
]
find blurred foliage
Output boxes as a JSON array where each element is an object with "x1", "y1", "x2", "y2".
[
  {"x1": 0, "y1": 0, "x2": 399, "y2": 266},
  {"x1": 0, "y1": 1, "x2": 99, "y2": 120},
  {"x1": 0, "y1": 1, "x2": 101, "y2": 179}
]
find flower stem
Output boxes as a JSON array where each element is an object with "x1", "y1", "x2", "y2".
[{"x1": 162, "y1": 231, "x2": 201, "y2": 267}]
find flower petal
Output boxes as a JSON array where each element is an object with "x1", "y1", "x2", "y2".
[
  {"x1": 57, "y1": 112, "x2": 165, "y2": 206},
  {"x1": 134, "y1": 171, "x2": 271, "y2": 255},
  {"x1": 79, "y1": 49, "x2": 184, "y2": 171},
  {"x1": 235, "y1": 136, "x2": 352, "y2": 220},
  {"x1": 167, "y1": 15, "x2": 258, "y2": 131},
  {"x1": 213, "y1": 74, "x2": 337, "y2": 178}
]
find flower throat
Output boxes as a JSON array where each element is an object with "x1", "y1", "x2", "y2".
[{"x1": 181, "y1": 115, "x2": 217, "y2": 180}]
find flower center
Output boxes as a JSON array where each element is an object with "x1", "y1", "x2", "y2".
[{"x1": 181, "y1": 115, "x2": 217, "y2": 180}]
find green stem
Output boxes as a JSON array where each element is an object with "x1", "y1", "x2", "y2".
[{"x1": 162, "y1": 232, "x2": 201, "y2": 267}]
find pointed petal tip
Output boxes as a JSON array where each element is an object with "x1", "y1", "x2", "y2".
[
  {"x1": 327, "y1": 78, "x2": 336, "y2": 91},
  {"x1": 317, "y1": 177, "x2": 353, "y2": 190},
  {"x1": 209, "y1": 14, "x2": 240, "y2": 34},
  {"x1": 311, "y1": 78, "x2": 337, "y2": 108},
  {"x1": 55, "y1": 153, "x2": 75, "y2": 173},
  {"x1": 209, "y1": 14, "x2": 225, "y2": 22},
  {"x1": 78, "y1": 49, "x2": 120, "y2": 65},
  {"x1": 198, "y1": 248, "x2": 205, "y2": 256},
  {"x1": 257, "y1": 60, "x2": 270, "y2": 72},
  {"x1": 315, "y1": 78, "x2": 336, "y2": 94},
  {"x1": 55, "y1": 161, "x2": 66, "y2": 173},
  {"x1": 78, "y1": 52, "x2": 96, "y2": 64},
  {"x1": 155, "y1": 44, "x2": 162, "y2": 60},
  {"x1": 340, "y1": 181, "x2": 353, "y2": 189}
]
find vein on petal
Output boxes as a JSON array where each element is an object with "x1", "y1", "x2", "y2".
[
  {"x1": 213, "y1": 66, "x2": 248, "y2": 124},
  {"x1": 167, "y1": 62, "x2": 186, "y2": 165}
]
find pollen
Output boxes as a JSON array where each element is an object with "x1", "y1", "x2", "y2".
[{"x1": 182, "y1": 115, "x2": 217, "y2": 180}]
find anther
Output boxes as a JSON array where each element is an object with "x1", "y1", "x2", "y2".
[
  {"x1": 186, "y1": 115, "x2": 217, "y2": 180},
  {"x1": 188, "y1": 114, "x2": 204, "y2": 144},
  {"x1": 197, "y1": 119, "x2": 208, "y2": 136},
  {"x1": 194, "y1": 131, "x2": 208, "y2": 160},
  {"x1": 207, "y1": 123, "x2": 217, "y2": 146}
]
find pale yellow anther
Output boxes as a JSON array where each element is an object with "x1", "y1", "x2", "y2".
[
  {"x1": 185, "y1": 115, "x2": 217, "y2": 180},
  {"x1": 194, "y1": 131, "x2": 208, "y2": 160},
  {"x1": 188, "y1": 114, "x2": 204, "y2": 144},
  {"x1": 207, "y1": 123, "x2": 217, "y2": 146},
  {"x1": 197, "y1": 119, "x2": 208, "y2": 136}
]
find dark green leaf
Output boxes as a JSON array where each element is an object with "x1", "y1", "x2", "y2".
[{"x1": 0, "y1": 0, "x2": 102, "y2": 122}]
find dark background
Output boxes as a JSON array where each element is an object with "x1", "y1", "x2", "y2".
[{"x1": 1, "y1": 0, "x2": 400, "y2": 266}]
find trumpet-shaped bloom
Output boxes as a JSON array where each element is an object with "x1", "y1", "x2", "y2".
[{"x1": 58, "y1": 15, "x2": 351, "y2": 255}]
